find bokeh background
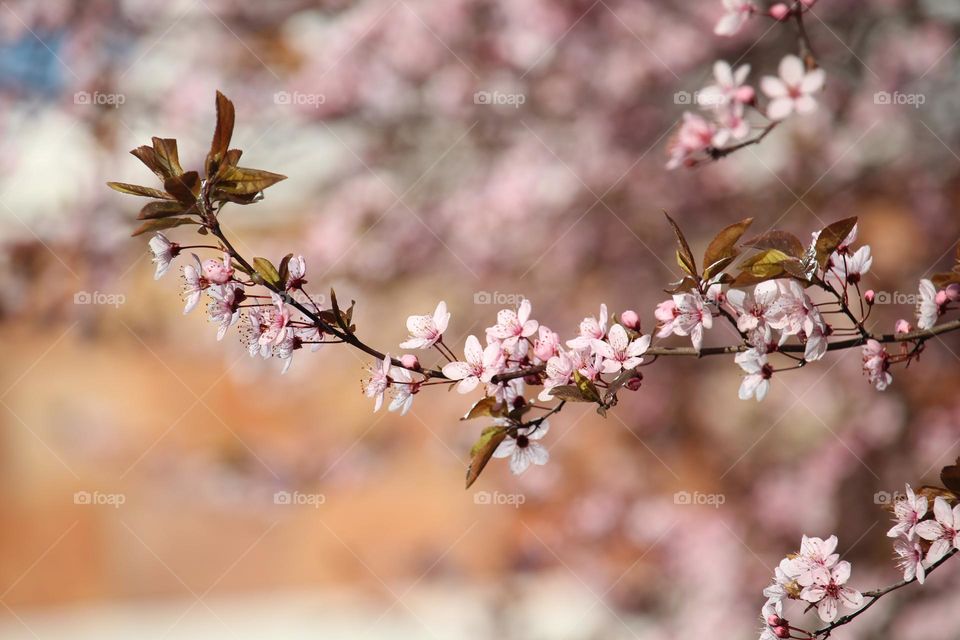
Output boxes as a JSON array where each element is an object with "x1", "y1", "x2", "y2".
[{"x1": 1, "y1": 0, "x2": 960, "y2": 638}]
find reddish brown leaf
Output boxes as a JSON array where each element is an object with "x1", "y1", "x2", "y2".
[
  {"x1": 703, "y1": 218, "x2": 753, "y2": 280},
  {"x1": 107, "y1": 181, "x2": 175, "y2": 200},
  {"x1": 814, "y1": 217, "x2": 858, "y2": 269},
  {"x1": 664, "y1": 211, "x2": 697, "y2": 278}
]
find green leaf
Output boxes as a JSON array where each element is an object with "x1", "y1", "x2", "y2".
[
  {"x1": 664, "y1": 212, "x2": 697, "y2": 278},
  {"x1": 107, "y1": 181, "x2": 175, "y2": 200},
  {"x1": 465, "y1": 426, "x2": 507, "y2": 489},
  {"x1": 814, "y1": 217, "x2": 858, "y2": 269},
  {"x1": 218, "y1": 166, "x2": 287, "y2": 195},
  {"x1": 130, "y1": 217, "x2": 198, "y2": 237},
  {"x1": 703, "y1": 218, "x2": 753, "y2": 280},
  {"x1": 733, "y1": 249, "x2": 794, "y2": 285},
  {"x1": 252, "y1": 257, "x2": 281, "y2": 287},
  {"x1": 137, "y1": 201, "x2": 187, "y2": 220},
  {"x1": 573, "y1": 370, "x2": 603, "y2": 404}
]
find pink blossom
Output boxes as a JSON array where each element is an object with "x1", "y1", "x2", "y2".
[
  {"x1": 727, "y1": 281, "x2": 780, "y2": 344},
  {"x1": 207, "y1": 284, "x2": 242, "y2": 341},
  {"x1": 486, "y1": 299, "x2": 538, "y2": 350},
  {"x1": 761, "y1": 55, "x2": 826, "y2": 121},
  {"x1": 697, "y1": 61, "x2": 752, "y2": 109},
  {"x1": 538, "y1": 350, "x2": 576, "y2": 401},
  {"x1": 259, "y1": 293, "x2": 292, "y2": 347},
  {"x1": 441, "y1": 335, "x2": 505, "y2": 394},
  {"x1": 400, "y1": 301, "x2": 450, "y2": 349},
  {"x1": 592, "y1": 324, "x2": 651, "y2": 373},
  {"x1": 800, "y1": 560, "x2": 863, "y2": 623},
  {"x1": 791, "y1": 534, "x2": 840, "y2": 586},
  {"x1": 915, "y1": 496, "x2": 960, "y2": 564},
  {"x1": 862, "y1": 340, "x2": 892, "y2": 390},
  {"x1": 828, "y1": 246, "x2": 872, "y2": 287},
  {"x1": 736, "y1": 348, "x2": 771, "y2": 401},
  {"x1": 887, "y1": 483, "x2": 928, "y2": 539},
  {"x1": 387, "y1": 364, "x2": 415, "y2": 415},
  {"x1": 363, "y1": 354, "x2": 392, "y2": 412},
  {"x1": 533, "y1": 326, "x2": 560, "y2": 362},
  {"x1": 916, "y1": 279, "x2": 941, "y2": 330},
  {"x1": 620, "y1": 310, "x2": 640, "y2": 330},
  {"x1": 202, "y1": 252, "x2": 234, "y2": 285},
  {"x1": 715, "y1": 0, "x2": 756, "y2": 36},
  {"x1": 285, "y1": 255, "x2": 307, "y2": 290},
  {"x1": 656, "y1": 290, "x2": 713, "y2": 351},
  {"x1": 666, "y1": 113, "x2": 724, "y2": 169},
  {"x1": 148, "y1": 232, "x2": 178, "y2": 279},
  {"x1": 181, "y1": 254, "x2": 205, "y2": 314},
  {"x1": 895, "y1": 319, "x2": 912, "y2": 334},
  {"x1": 492, "y1": 421, "x2": 550, "y2": 475},
  {"x1": 566, "y1": 304, "x2": 608, "y2": 351},
  {"x1": 894, "y1": 536, "x2": 927, "y2": 584}
]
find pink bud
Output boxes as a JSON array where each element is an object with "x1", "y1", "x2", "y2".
[
  {"x1": 773, "y1": 627, "x2": 790, "y2": 639},
  {"x1": 655, "y1": 300, "x2": 677, "y2": 322},
  {"x1": 800, "y1": 0, "x2": 817, "y2": 6},
  {"x1": 735, "y1": 85, "x2": 756, "y2": 104},
  {"x1": 895, "y1": 319, "x2": 912, "y2": 334},
  {"x1": 946, "y1": 283, "x2": 960, "y2": 302},
  {"x1": 935, "y1": 290, "x2": 948, "y2": 306},
  {"x1": 400, "y1": 354, "x2": 420, "y2": 370},
  {"x1": 626, "y1": 375, "x2": 643, "y2": 391},
  {"x1": 864, "y1": 289, "x2": 875, "y2": 305},
  {"x1": 766, "y1": 615, "x2": 783, "y2": 627},
  {"x1": 769, "y1": 3, "x2": 790, "y2": 20},
  {"x1": 620, "y1": 310, "x2": 640, "y2": 330},
  {"x1": 202, "y1": 258, "x2": 234, "y2": 284}
]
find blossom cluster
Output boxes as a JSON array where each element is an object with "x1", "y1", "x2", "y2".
[
  {"x1": 668, "y1": 0, "x2": 825, "y2": 168},
  {"x1": 887, "y1": 484, "x2": 960, "y2": 584}
]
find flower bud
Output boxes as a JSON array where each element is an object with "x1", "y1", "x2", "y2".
[
  {"x1": 946, "y1": 283, "x2": 960, "y2": 302},
  {"x1": 774, "y1": 626, "x2": 790, "y2": 639},
  {"x1": 769, "y1": 3, "x2": 790, "y2": 20},
  {"x1": 735, "y1": 85, "x2": 756, "y2": 105},
  {"x1": 895, "y1": 319, "x2": 912, "y2": 334},
  {"x1": 621, "y1": 310, "x2": 640, "y2": 330},
  {"x1": 400, "y1": 354, "x2": 420, "y2": 370},
  {"x1": 936, "y1": 290, "x2": 948, "y2": 306},
  {"x1": 864, "y1": 289, "x2": 875, "y2": 305},
  {"x1": 800, "y1": 0, "x2": 817, "y2": 6},
  {"x1": 766, "y1": 615, "x2": 783, "y2": 627},
  {"x1": 202, "y1": 258, "x2": 234, "y2": 284},
  {"x1": 626, "y1": 374, "x2": 643, "y2": 391}
]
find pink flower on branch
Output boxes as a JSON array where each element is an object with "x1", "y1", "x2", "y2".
[
  {"x1": 400, "y1": 301, "x2": 450, "y2": 350},
  {"x1": 761, "y1": 54, "x2": 826, "y2": 121},
  {"x1": 442, "y1": 335, "x2": 505, "y2": 394}
]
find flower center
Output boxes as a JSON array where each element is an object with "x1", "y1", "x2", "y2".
[{"x1": 516, "y1": 435, "x2": 530, "y2": 448}]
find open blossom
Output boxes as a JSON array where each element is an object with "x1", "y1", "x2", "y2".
[
  {"x1": 148, "y1": 232, "x2": 178, "y2": 279},
  {"x1": 791, "y1": 535, "x2": 840, "y2": 586},
  {"x1": 207, "y1": 284, "x2": 242, "y2": 341},
  {"x1": 655, "y1": 290, "x2": 713, "y2": 351},
  {"x1": 763, "y1": 558, "x2": 801, "y2": 607},
  {"x1": 916, "y1": 279, "x2": 941, "y2": 330},
  {"x1": 728, "y1": 281, "x2": 780, "y2": 345},
  {"x1": 714, "y1": 0, "x2": 756, "y2": 35},
  {"x1": 274, "y1": 328, "x2": 298, "y2": 374},
  {"x1": 887, "y1": 483, "x2": 928, "y2": 539},
  {"x1": 486, "y1": 299, "x2": 538, "y2": 350},
  {"x1": 761, "y1": 55, "x2": 826, "y2": 120},
  {"x1": 400, "y1": 301, "x2": 450, "y2": 349},
  {"x1": 259, "y1": 293, "x2": 291, "y2": 347},
  {"x1": 666, "y1": 112, "x2": 723, "y2": 169},
  {"x1": 698, "y1": 61, "x2": 752, "y2": 109},
  {"x1": 592, "y1": 324, "x2": 651, "y2": 373},
  {"x1": 828, "y1": 246, "x2": 872, "y2": 287},
  {"x1": 862, "y1": 340, "x2": 892, "y2": 390},
  {"x1": 492, "y1": 421, "x2": 549, "y2": 475},
  {"x1": 566, "y1": 304, "x2": 608, "y2": 350},
  {"x1": 735, "y1": 348, "x2": 772, "y2": 401},
  {"x1": 894, "y1": 536, "x2": 927, "y2": 584},
  {"x1": 442, "y1": 335, "x2": 504, "y2": 394},
  {"x1": 182, "y1": 254, "x2": 205, "y2": 314},
  {"x1": 800, "y1": 560, "x2": 863, "y2": 623},
  {"x1": 916, "y1": 496, "x2": 960, "y2": 564},
  {"x1": 387, "y1": 365, "x2": 416, "y2": 415},
  {"x1": 538, "y1": 349, "x2": 576, "y2": 401},
  {"x1": 363, "y1": 354, "x2": 392, "y2": 412},
  {"x1": 202, "y1": 252, "x2": 234, "y2": 285}
]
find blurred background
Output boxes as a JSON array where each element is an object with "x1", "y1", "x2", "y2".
[{"x1": 1, "y1": 0, "x2": 960, "y2": 637}]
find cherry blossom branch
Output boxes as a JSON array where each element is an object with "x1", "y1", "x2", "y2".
[{"x1": 811, "y1": 549, "x2": 957, "y2": 638}]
